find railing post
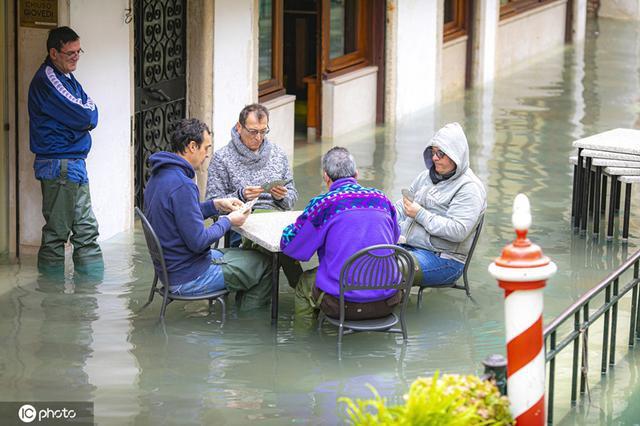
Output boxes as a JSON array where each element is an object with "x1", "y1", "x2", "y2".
[{"x1": 489, "y1": 194, "x2": 557, "y2": 425}]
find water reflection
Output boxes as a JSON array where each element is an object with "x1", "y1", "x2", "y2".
[{"x1": 0, "y1": 17, "x2": 640, "y2": 424}]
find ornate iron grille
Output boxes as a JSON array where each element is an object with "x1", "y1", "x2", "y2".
[{"x1": 134, "y1": 0, "x2": 186, "y2": 207}]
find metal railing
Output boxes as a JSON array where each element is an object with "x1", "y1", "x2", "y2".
[{"x1": 544, "y1": 249, "x2": 640, "y2": 424}]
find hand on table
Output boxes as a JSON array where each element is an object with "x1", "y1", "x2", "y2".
[
  {"x1": 270, "y1": 185, "x2": 288, "y2": 201},
  {"x1": 214, "y1": 197, "x2": 244, "y2": 213},
  {"x1": 243, "y1": 186, "x2": 263, "y2": 201},
  {"x1": 402, "y1": 197, "x2": 422, "y2": 218}
]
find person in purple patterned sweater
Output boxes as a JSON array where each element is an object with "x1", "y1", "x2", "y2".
[{"x1": 280, "y1": 147, "x2": 402, "y2": 323}]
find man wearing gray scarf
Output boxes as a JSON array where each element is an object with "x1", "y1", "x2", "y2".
[
  {"x1": 206, "y1": 104, "x2": 302, "y2": 286},
  {"x1": 205, "y1": 103, "x2": 297, "y2": 211}
]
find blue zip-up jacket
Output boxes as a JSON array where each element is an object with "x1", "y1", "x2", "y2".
[
  {"x1": 28, "y1": 57, "x2": 99, "y2": 160},
  {"x1": 144, "y1": 152, "x2": 232, "y2": 285}
]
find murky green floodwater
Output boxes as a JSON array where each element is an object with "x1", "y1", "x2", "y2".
[{"x1": 2, "y1": 18, "x2": 640, "y2": 425}]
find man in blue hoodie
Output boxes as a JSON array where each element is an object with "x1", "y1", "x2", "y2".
[
  {"x1": 144, "y1": 118, "x2": 272, "y2": 308},
  {"x1": 29, "y1": 27, "x2": 101, "y2": 270}
]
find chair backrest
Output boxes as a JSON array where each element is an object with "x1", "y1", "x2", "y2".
[
  {"x1": 462, "y1": 214, "x2": 485, "y2": 277},
  {"x1": 339, "y1": 244, "x2": 415, "y2": 298},
  {"x1": 135, "y1": 207, "x2": 171, "y2": 286}
]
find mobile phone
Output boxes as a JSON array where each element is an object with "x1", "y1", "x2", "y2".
[{"x1": 401, "y1": 188, "x2": 414, "y2": 202}]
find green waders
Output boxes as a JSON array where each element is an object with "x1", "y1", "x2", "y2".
[
  {"x1": 38, "y1": 160, "x2": 102, "y2": 267},
  {"x1": 218, "y1": 248, "x2": 273, "y2": 311},
  {"x1": 293, "y1": 268, "x2": 324, "y2": 327}
]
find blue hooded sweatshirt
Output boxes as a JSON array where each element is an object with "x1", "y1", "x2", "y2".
[{"x1": 144, "y1": 152, "x2": 231, "y2": 285}]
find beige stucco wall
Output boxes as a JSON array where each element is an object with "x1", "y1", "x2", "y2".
[
  {"x1": 263, "y1": 94, "x2": 295, "y2": 166},
  {"x1": 322, "y1": 66, "x2": 378, "y2": 138},
  {"x1": 441, "y1": 36, "x2": 468, "y2": 98},
  {"x1": 17, "y1": 26, "x2": 53, "y2": 249},
  {"x1": 600, "y1": 0, "x2": 640, "y2": 19},
  {"x1": 496, "y1": 1, "x2": 567, "y2": 75},
  {"x1": 385, "y1": 0, "x2": 440, "y2": 122},
  {"x1": 187, "y1": 0, "x2": 215, "y2": 199},
  {"x1": 213, "y1": 0, "x2": 257, "y2": 151}
]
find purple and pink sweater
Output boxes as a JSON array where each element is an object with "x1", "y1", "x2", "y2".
[{"x1": 280, "y1": 177, "x2": 400, "y2": 302}]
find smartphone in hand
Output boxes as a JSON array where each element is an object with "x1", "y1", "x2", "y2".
[{"x1": 401, "y1": 188, "x2": 414, "y2": 202}]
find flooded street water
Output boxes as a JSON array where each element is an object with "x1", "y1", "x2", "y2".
[{"x1": 2, "y1": 18, "x2": 640, "y2": 425}]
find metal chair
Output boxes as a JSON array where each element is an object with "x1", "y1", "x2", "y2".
[
  {"x1": 417, "y1": 214, "x2": 484, "y2": 307},
  {"x1": 135, "y1": 207, "x2": 229, "y2": 320},
  {"x1": 318, "y1": 244, "x2": 415, "y2": 346}
]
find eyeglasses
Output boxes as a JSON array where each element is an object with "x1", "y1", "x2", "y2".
[
  {"x1": 58, "y1": 48, "x2": 84, "y2": 58},
  {"x1": 242, "y1": 124, "x2": 270, "y2": 137},
  {"x1": 431, "y1": 148, "x2": 446, "y2": 159}
]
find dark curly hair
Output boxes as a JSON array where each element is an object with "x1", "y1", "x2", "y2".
[{"x1": 170, "y1": 118, "x2": 211, "y2": 154}]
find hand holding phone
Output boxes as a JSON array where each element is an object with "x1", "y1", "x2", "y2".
[{"x1": 401, "y1": 188, "x2": 414, "y2": 202}]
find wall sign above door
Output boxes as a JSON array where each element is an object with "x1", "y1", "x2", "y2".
[{"x1": 20, "y1": 0, "x2": 58, "y2": 28}]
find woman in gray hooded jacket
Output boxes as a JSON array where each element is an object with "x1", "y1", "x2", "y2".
[{"x1": 396, "y1": 122, "x2": 487, "y2": 286}]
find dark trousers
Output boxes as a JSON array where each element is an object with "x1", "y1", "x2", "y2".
[
  {"x1": 294, "y1": 268, "x2": 401, "y2": 325},
  {"x1": 38, "y1": 164, "x2": 101, "y2": 266}
]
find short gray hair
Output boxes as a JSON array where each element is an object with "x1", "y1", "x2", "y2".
[{"x1": 322, "y1": 147, "x2": 357, "y2": 181}]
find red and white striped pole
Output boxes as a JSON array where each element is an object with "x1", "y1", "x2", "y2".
[{"x1": 488, "y1": 194, "x2": 557, "y2": 425}]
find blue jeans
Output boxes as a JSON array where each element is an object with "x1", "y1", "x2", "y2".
[
  {"x1": 170, "y1": 250, "x2": 226, "y2": 296},
  {"x1": 402, "y1": 246, "x2": 464, "y2": 287}
]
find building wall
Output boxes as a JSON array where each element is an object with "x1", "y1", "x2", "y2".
[
  {"x1": 599, "y1": 0, "x2": 640, "y2": 18},
  {"x1": 263, "y1": 95, "x2": 295, "y2": 166},
  {"x1": 17, "y1": 0, "x2": 133, "y2": 248},
  {"x1": 16, "y1": 24, "x2": 50, "y2": 249},
  {"x1": 441, "y1": 36, "x2": 468, "y2": 97},
  {"x1": 322, "y1": 66, "x2": 378, "y2": 138},
  {"x1": 496, "y1": 1, "x2": 567, "y2": 75},
  {"x1": 387, "y1": 0, "x2": 440, "y2": 121},
  {"x1": 70, "y1": 1, "x2": 133, "y2": 242},
  {"x1": 188, "y1": 1, "x2": 215, "y2": 199},
  {"x1": 213, "y1": 0, "x2": 257, "y2": 151}
]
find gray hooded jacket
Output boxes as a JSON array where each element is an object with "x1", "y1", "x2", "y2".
[{"x1": 395, "y1": 122, "x2": 487, "y2": 263}]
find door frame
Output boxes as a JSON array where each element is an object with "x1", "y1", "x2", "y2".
[{"x1": 4, "y1": 0, "x2": 18, "y2": 261}]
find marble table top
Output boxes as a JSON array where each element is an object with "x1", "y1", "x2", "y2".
[
  {"x1": 231, "y1": 210, "x2": 302, "y2": 252},
  {"x1": 592, "y1": 158, "x2": 640, "y2": 168},
  {"x1": 581, "y1": 149, "x2": 640, "y2": 162},
  {"x1": 603, "y1": 167, "x2": 640, "y2": 176},
  {"x1": 619, "y1": 176, "x2": 640, "y2": 183},
  {"x1": 573, "y1": 128, "x2": 640, "y2": 154},
  {"x1": 569, "y1": 155, "x2": 640, "y2": 168}
]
